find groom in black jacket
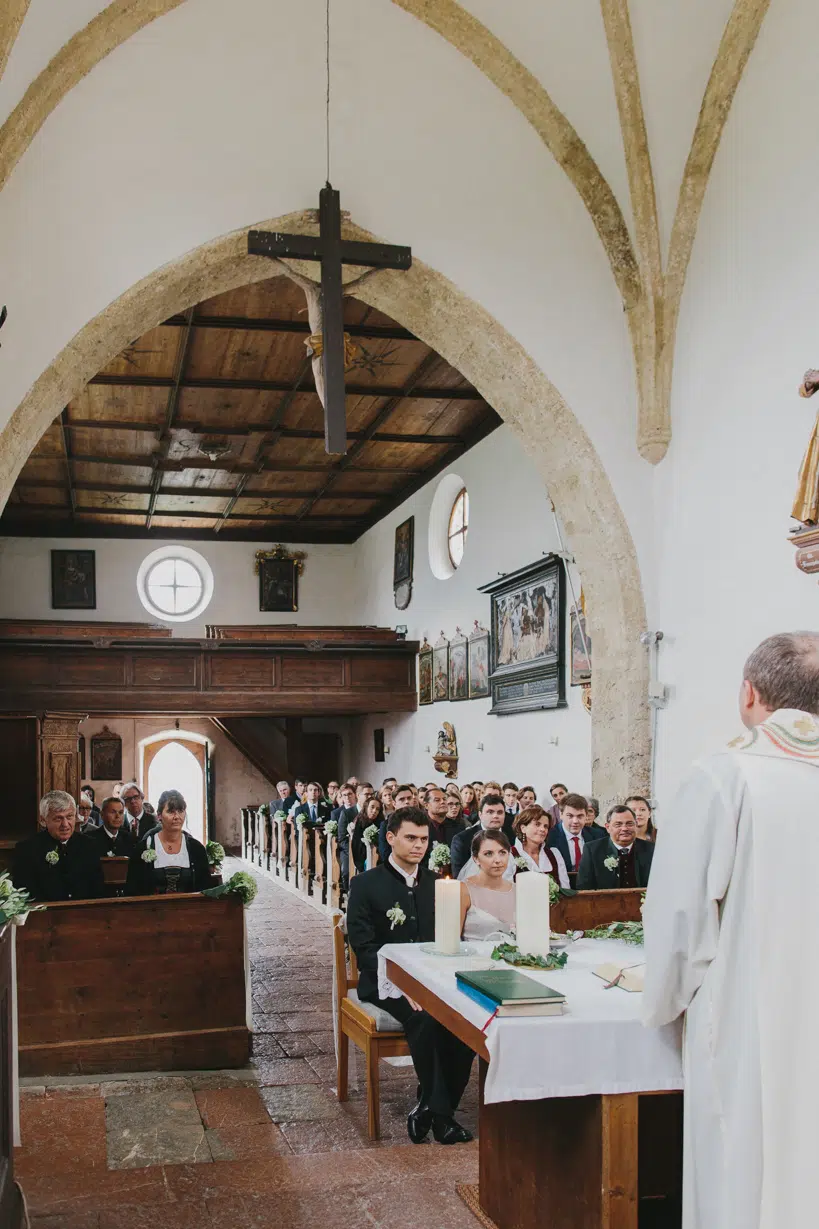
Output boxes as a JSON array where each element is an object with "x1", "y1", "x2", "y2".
[
  {"x1": 347, "y1": 808, "x2": 475, "y2": 1146},
  {"x1": 12, "y1": 789, "x2": 104, "y2": 902}
]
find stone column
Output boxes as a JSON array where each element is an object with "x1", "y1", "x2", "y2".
[{"x1": 40, "y1": 713, "x2": 87, "y2": 800}]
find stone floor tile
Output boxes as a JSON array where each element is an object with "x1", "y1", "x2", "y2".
[
  {"x1": 278, "y1": 1010, "x2": 334, "y2": 1032},
  {"x1": 17, "y1": 1096, "x2": 107, "y2": 1177},
  {"x1": 250, "y1": 1033, "x2": 288, "y2": 1059},
  {"x1": 100, "y1": 1076, "x2": 192, "y2": 1098},
  {"x1": 105, "y1": 1089, "x2": 211, "y2": 1170},
  {"x1": 269, "y1": 1031, "x2": 319, "y2": 1058},
  {"x1": 205, "y1": 1122, "x2": 291, "y2": 1161},
  {"x1": 259, "y1": 1083, "x2": 343, "y2": 1122},
  {"x1": 194, "y1": 1087, "x2": 269, "y2": 1129},
  {"x1": 251, "y1": 1057, "x2": 321, "y2": 1087},
  {"x1": 306, "y1": 1031, "x2": 335, "y2": 1053},
  {"x1": 30, "y1": 1214, "x2": 101, "y2": 1229},
  {"x1": 97, "y1": 1203, "x2": 211, "y2": 1229}
]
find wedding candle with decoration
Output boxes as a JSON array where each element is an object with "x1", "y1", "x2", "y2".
[
  {"x1": 435, "y1": 878, "x2": 462, "y2": 954},
  {"x1": 515, "y1": 872, "x2": 551, "y2": 958}
]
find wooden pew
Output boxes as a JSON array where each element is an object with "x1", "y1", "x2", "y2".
[
  {"x1": 287, "y1": 819, "x2": 298, "y2": 885},
  {"x1": 16, "y1": 894, "x2": 250, "y2": 1076},
  {"x1": 100, "y1": 856, "x2": 129, "y2": 893},
  {"x1": 0, "y1": 925, "x2": 23, "y2": 1227},
  {"x1": 313, "y1": 829, "x2": 326, "y2": 906},
  {"x1": 552, "y1": 887, "x2": 644, "y2": 932},
  {"x1": 275, "y1": 814, "x2": 287, "y2": 880},
  {"x1": 241, "y1": 807, "x2": 250, "y2": 861},
  {"x1": 329, "y1": 836, "x2": 341, "y2": 909}
]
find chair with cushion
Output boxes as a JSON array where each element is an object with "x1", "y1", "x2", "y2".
[{"x1": 332, "y1": 912, "x2": 410, "y2": 1140}]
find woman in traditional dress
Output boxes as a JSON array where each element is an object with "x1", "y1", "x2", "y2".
[
  {"x1": 459, "y1": 830, "x2": 516, "y2": 942},
  {"x1": 125, "y1": 788, "x2": 211, "y2": 895},
  {"x1": 513, "y1": 805, "x2": 570, "y2": 888}
]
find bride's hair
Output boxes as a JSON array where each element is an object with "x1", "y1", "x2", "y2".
[{"x1": 471, "y1": 829, "x2": 511, "y2": 858}]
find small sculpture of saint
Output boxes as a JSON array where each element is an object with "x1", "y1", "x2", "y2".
[{"x1": 792, "y1": 369, "x2": 819, "y2": 527}]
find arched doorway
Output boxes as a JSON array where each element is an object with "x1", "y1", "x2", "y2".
[
  {"x1": 143, "y1": 737, "x2": 207, "y2": 844},
  {"x1": 0, "y1": 215, "x2": 649, "y2": 801}
]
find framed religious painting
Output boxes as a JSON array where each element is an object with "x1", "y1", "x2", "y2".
[
  {"x1": 448, "y1": 629, "x2": 468, "y2": 701},
  {"x1": 468, "y1": 622, "x2": 490, "y2": 699},
  {"x1": 479, "y1": 555, "x2": 566, "y2": 715},
  {"x1": 255, "y1": 546, "x2": 306, "y2": 613},
  {"x1": 90, "y1": 726, "x2": 122, "y2": 781},
  {"x1": 433, "y1": 635, "x2": 449, "y2": 702},
  {"x1": 570, "y1": 606, "x2": 592, "y2": 686},
  {"x1": 51, "y1": 550, "x2": 96, "y2": 610},
  {"x1": 393, "y1": 517, "x2": 414, "y2": 610},
  {"x1": 418, "y1": 640, "x2": 433, "y2": 705}
]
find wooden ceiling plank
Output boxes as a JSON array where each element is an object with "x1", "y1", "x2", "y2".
[
  {"x1": 145, "y1": 307, "x2": 195, "y2": 530},
  {"x1": 58, "y1": 409, "x2": 77, "y2": 517},
  {"x1": 88, "y1": 373, "x2": 483, "y2": 401},
  {"x1": 162, "y1": 312, "x2": 415, "y2": 341}
]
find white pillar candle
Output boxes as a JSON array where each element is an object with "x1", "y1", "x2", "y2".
[
  {"x1": 435, "y1": 878, "x2": 462, "y2": 954},
  {"x1": 515, "y1": 872, "x2": 551, "y2": 958}
]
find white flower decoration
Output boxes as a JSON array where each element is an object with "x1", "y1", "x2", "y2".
[
  {"x1": 386, "y1": 903, "x2": 406, "y2": 930},
  {"x1": 107, "y1": 850, "x2": 115, "y2": 857},
  {"x1": 45, "y1": 849, "x2": 59, "y2": 866},
  {"x1": 514, "y1": 856, "x2": 528, "y2": 870},
  {"x1": 324, "y1": 820, "x2": 338, "y2": 836},
  {"x1": 141, "y1": 848, "x2": 157, "y2": 864},
  {"x1": 363, "y1": 824, "x2": 379, "y2": 846},
  {"x1": 604, "y1": 855, "x2": 619, "y2": 872},
  {"x1": 274, "y1": 809, "x2": 287, "y2": 821},
  {"x1": 428, "y1": 841, "x2": 451, "y2": 870}
]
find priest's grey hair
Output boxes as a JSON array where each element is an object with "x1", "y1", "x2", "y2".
[
  {"x1": 39, "y1": 790, "x2": 76, "y2": 821},
  {"x1": 744, "y1": 632, "x2": 819, "y2": 714}
]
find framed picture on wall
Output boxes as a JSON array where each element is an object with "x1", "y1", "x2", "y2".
[
  {"x1": 51, "y1": 550, "x2": 96, "y2": 610},
  {"x1": 433, "y1": 635, "x2": 449, "y2": 702},
  {"x1": 468, "y1": 624, "x2": 490, "y2": 699},
  {"x1": 479, "y1": 555, "x2": 566, "y2": 715},
  {"x1": 393, "y1": 517, "x2": 414, "y2": 586},
  {"x1": 570, "y1": 608, "x2": 592, "y2": 686},
  {"x1": 448, "y1": 629, "x2": 468, "y2": 701},
  {"x1": 90, "y1": 726, "x2": 122, "y2": 780},
  {"x1": 418, "y1": 641, "x2": 433, "y2": 706},
  {"x1": 255, "y1": 546, "x2": 306, "y2": 613}
]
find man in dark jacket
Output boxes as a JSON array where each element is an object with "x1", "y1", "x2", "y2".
[
  {"x1": 12, "y1": 789, "x2": 104, "y2": 902},
  {"x1": 347, "y1": 808, "x2": 475, "y2": 1146},
  {"x1": 577, "y1": 804, "x2": 654, "y2": 890},
  {"x1": 87, "y1": 796, "x2": 135, "y2": 859},
  {"x1": 548, "y1": 791, "x2": 606, "y2": 884},
  {"x1": 450, "y1": 794, "x2": 511, "y2": 878},
  {"x1": 120, "y1": 782, "x2": 157, "y2": 839},
  {"x1": 333, "y1": 782, "x2": 359, "y2": 891}
]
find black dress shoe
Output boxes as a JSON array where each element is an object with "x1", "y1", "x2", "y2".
[
  {"x1": 407, "y1": 1101, "x2": 434, "y2": 1144},
  {"x1": 432, "y1": 1115, "x2": 474, "y2": 1145}
]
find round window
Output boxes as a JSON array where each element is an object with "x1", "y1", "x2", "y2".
[
  {"x1": 447, "y1": 487, "x2": 469, "y2": 569},
  {"x1": 136, "y1": 546, "x2": 214, "y2": 623}
]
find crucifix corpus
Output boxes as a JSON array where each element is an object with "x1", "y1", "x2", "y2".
[{"x1": 248, "y1": 184, "x2": 412, "y2": 455}]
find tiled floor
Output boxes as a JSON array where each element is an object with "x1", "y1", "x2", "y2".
[{"x1": 15, "y1": 862, "x2": 480, "y2": 1229}]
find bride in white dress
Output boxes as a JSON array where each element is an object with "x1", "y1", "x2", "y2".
[{"x1": 459, "y1": 829, "x2": 516, "y2": 942}]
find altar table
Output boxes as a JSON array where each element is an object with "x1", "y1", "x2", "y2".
[
  {"x1": 382, "y1": 939, "x2": 684, "y2": 1229},
  {"x1": 16, "y1": 894, "x2": 250, "y2": 1076}
]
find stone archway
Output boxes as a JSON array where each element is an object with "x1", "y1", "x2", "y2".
[{"x1": 0, "y1": 210, "x2": 649, "y2": 801}]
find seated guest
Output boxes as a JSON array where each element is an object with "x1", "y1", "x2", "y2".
[
  {"x1": 287, "y1": 779, "x2": 307, "y2": 816},
  {"x1": 382, "y1": 776, "x2": 398, "y2": 792},
  {"x1": 379, "y1": 785, "x2": 395, "y2": 814},
  {"x1": 484, "y1": 780, "x2": 502, "y2": 796},
  {"x1": 451, "y1": 793, "x2": 509, "y2": 879},
  {"x1": 548, "y1": 792, "x2": 605, "y2": 884},
  {"x1": 293, "y1": 781, "x2": 333, "y2": 829},
  {"x1": 125, "y1": 789, "x2": 210, "y2": 895},
  {"x1": 273, "y1": 780, "x2": 297, "y2": 815},
  {"x1": 121, "y1": 782, "x2": 157, "y2": 839},
  {"x1": 77, "y1": 792, "x2": 98, "y2": 833},
  {"x1": 547, "y1": 782, "x2": 568, "y2": 827},
  {"x1": 326, "y1": 780, "x2": 340, "y2": 805},
  {"x1": 502, "y1": 782, "x2": 519, "y2": 825},
  {"x1": 459, "y1": 830, "x2": 516, "y2": 942},
  {"x1": 445, "y1": 782, "x2": 461, "y2": 801},
  {"x1": 513, "y1": 805, "x2": 570, "y2": 887},
  {"x1": 356, "y1": 782, "x2": 375, "y2": 810},
  {"x1": 459, "y1": 783, "x2": 477, "y2": 822},
  {"x1": 352, "y1": 796, "x2": 385, "y2": 874},
  {"x1": 347, "y1": 808, "x2": 475, "y2": 1145},
  {"x1": 471, "y1": 781, "x2": 484, "y2": 805},
  {"x1": 334, "y1": 783, "x2": 359, "y2": 892},
  {"x1": 377, "y1": 783, "x2": 415, "y2": 862},
  {"x1": 584, "y1": 796, "x2": 608, "y2": 837},
  {"x1": 443, "y1": 792, "x2": 467, "y2": 841},
  {"x1": 425, "y1": 787, "x2": 464, "y2": 853},
  {"x1": 625, "y1": 794, "x2": 655, "y2": 842},
  {"x1": 12, "y1": 790, "x2": 104, "y2": 902},
  {"x1": 517, "y1": 785, "x2": 537, "y2": 810},
  {"x1": 80, "y1": 785, "x2": 101, "y2": 826},
  {"x1": 346, "y1": 776, "x2": 359, "y2": 790},
  {"x1": 88, "y1": 796, "x2": 135, "y2": 859},
  {"x1": 576, "y1": 804, "x2": 654, "y2": 890}
]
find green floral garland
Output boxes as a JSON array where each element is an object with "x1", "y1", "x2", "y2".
[
  {"x1": 584, "y1": 920, "x2": 644, "y2": 945},
  {"x1": 203, "y1": 870, "x2": 258, "y2": 905},
  {"x1": 0, "y1": 873, "x2": 42, "y2": 925},
  {"x1": 491, "y1": 942, "x2": 568, "y2": 970}
]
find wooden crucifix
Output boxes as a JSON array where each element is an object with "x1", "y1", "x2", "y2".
[{"x1": 248, "y1": 184, "x2": 412, "y2": 455}]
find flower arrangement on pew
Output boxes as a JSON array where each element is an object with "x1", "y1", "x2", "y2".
[
  {"x1": 0, "y1": 873, "x2": 43, "y2": 925},
  {"x1": 206, "y1": 841, "x2": 225, "y2": 867},
  {"x1": 203, "y1": 870, "x2": 258, "y2": 905},
  {"x1": 428, "y1": 842, "x2": 451, "y2": 873},
  {"x1": 363, "y1": 824, "x2": 379, "y2": 846},
  {"x1": 324, "y1": 820, "x2": 338, "y2": 837}
]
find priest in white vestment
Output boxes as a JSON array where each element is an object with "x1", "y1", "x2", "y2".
[{"x1": 643, "y1": 632, "x2": 819, "y2": 1229}]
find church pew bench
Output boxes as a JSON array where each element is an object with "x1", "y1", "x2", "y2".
[
  {"x1": 552, "y1": 887, "x2": 644, "y2": 933},
  {"x1": 332, "y1": 913, "x2": 410, "y2": 1140},
  {"x1": 16, "y1": 893, "x2": 250, "y2": 1076}
]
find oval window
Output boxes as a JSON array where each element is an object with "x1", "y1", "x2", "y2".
[{"x1": 447, "y1": 487, "x2": 469, "y2": 569}]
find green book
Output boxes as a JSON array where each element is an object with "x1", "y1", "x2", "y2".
[{"x1": 455, "y1": 967, "x2": 565, "y2": 1009}]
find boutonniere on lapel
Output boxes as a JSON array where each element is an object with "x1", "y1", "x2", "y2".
[
  {"x1": 45, "y1": 849, "x2": 59, "y2": 866},
  {"x1": 141, "y1": 848, "x2": 157, "y2": 864},
  {"x1": 106, "y1": 850, "x2": 115, "y2": 857},
  {"x1": 604, "y1": 855, "x2": 618, "y2": 872},
  {"x1": 386, "y1": 903, "x2": 406, "y2": 930}
]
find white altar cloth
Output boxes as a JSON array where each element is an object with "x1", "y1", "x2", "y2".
[{"x1": 378, "y1": 938, "x2": 683, "y2": 1105}]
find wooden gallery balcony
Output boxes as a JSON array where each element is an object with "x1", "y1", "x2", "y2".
[{"x1": 0, "y1": 623, "x2": 419, "y2": 715}]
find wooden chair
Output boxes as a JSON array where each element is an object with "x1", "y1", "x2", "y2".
[{"x1": 332, "y1": 913, "x2": 410, "y2": 1140}]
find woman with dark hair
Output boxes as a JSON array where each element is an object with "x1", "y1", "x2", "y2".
[
  {"x1": 351, "y1": 796, "x2": 384, "y2": 875},
  {"x1": 459, "y1": 783, "x2": 477, "y2": 821},
  {"x1": 513, "y1": 805, "x2": 570, "y2": 887},
  {"x1": 443, "y1": 792, "x2": 467, "y2": 837},
  {"x1": 625, "y1": 795, "x2": 655, "y2": 842},
  {"x1": 459, "y1": 829, "x2": 515, "y2": 941},
  {"x1": 125, "y1": 788, "x2": 211, "y2": 895}
]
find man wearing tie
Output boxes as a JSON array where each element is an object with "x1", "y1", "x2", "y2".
[
  {"x1": 576, "y1": 804, "x2": 654, "y2": 890},
  {"x1": 292, "y1": 781, "x2": 333, "y2": 882},
  {"x1": 548, "y1": 791, "x2": 606, "y2": 884}
]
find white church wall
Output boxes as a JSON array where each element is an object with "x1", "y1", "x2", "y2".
[
  {"x1": 652, "y1": 0, "x2": 819, "y2": 803},
  {"x1": 0, "y1": 0, "x2": 655, "y2": 596},
  {"x1": 0, "y1": 536, "x2": 356, "y2": 635},
  {"x1": 346, "y1": 428, "x2": 592, "y2": 797}
]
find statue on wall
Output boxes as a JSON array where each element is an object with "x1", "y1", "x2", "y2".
[
  {"x1": 433, "y1": 722, "x2": 458, "y2": 780},
  {"x1": 792, "y1": 370, "x2": 819, "y2": 527}
]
